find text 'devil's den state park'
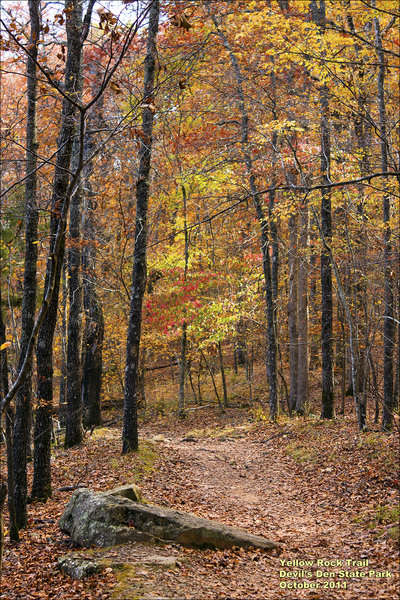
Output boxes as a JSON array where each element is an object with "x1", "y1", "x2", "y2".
[{"x1": 278, "y1": 558, "x2": 393, "y2": 590}]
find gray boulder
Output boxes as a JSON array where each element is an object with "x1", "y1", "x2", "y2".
[
  {"x1": 59, "y1": 487, "x2": 278, "y2": 551},
  {"x1": 58, "y1": 555, "x2": 101, "y2": 579}
]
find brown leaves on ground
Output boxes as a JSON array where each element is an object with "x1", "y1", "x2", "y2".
[{"x1": 1, "y1": 406, "x2": 399, "y2": 599}]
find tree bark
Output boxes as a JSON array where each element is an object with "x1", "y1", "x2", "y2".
[
  {"x1": 0, "y1": 285, "x2": 19, "y2": 542},
  {"x1": 178, "y1": 324, "x2": 187, "y2": 417},
  {"x1": 374, "y1": 15, "x2": 395, "y2": 430},
  {"x1": 81, "y1": 66, "x2": 104, "y2": 429},
  {"x1": 297, "y1": 199, "x2": 309, "y2": 414},
  {"x1": 0, "y1": 481, "x2": 6, "y2": 576},
  {"x1": 178, "y1": 185, "x2": 189, "y2": 417},
  {"x1": 122, "y1": 0, "x2": 160, "y2": 454},
  {"x1": 59, "y1": 256, "x2": 68, "y2": 426},
  {"x1": 32, "y1": 0, "x2": 84, "y2": 499},
  {"x1": 0, "y1": 261, "x2": 8, "y2": 569},
  {"x1": 218, "y1": 341, "x2": 228, "y2": 408},
  {"x1": 288, "y1": 211, "x2": 299, "y2": 413},
  {"x1": 12, "y1": 0, "x2": 40, "y2": 530},
  {"x1": 65, "y1": 134, "x2": 84, "y2": 448},
  {"x1": 311, "y1": 0, "x2": 334, "y2": 419},
  {"x1": 394, "y1": 282, "x2": 400, "y2": 409},
  {"x1": 82, "y1": 289, "x2": 104, "y2": 427}
]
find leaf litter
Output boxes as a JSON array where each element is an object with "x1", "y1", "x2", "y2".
[{"x1": 1, "y1": 407, "x2": 399, "y2": 599}]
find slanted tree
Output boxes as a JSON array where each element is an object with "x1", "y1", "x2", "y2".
[
  {"x1": 65, "y1": 80, "x2": 84, "y2": 449},
  {"x1": 0, "y1": 283, "x2": 18, "y2": 543},
  {"x1": 31, "y1": 0, "x2": 86, "y2": 499},
  {"x1": 209, "y1": 7, "x2": 278, "y2": 419},
  {"x1": 12, "y1": 0, "x2": 41, "y2": 529}
]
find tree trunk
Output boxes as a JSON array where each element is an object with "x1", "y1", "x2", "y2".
[
  {"x1": 178, "y1": 324, "x2": 187, "y2": 417},
  {"x1": 297, "y1": 199, "x2": 309, "y2": 414},
  {"x1": 269, "y1": 136, "x2": 279, "y2": 304},
  {"x1": 394, "y1": 285, "x2": 400, "y2": 409},
  {"x1": 0, "y1": 284, "x2": 19, "y2": 542},
  {"x1": 5, "y1": 406, "x2": 18, "y2": 541},
  {"x1": 65, "y1": 133, "x2": 84, "y2": 448},
  {"x1": 218, "y1": 341, "x2": 228, "y2": 408},
  {"x1": 288, "y1": 211, "x2": 299, "y2": 413},
  {"x1": 0, "y1": 481, "x2": 6, "y2": 576},
  {"x1": 200, "y1": 349, "x2": 224, "y2": 412},
  {"x1": 0, "y1": 277, "x2": 8, "y2": 570},
  {"x1": 82, "y1": 288, "x2": 104, "y2": 428},
  {"x1": 32, "y1": 0, "x2": 84, "y2": 499},
  {"x1": 81, "y1": 67, "x2": 104, "y2": 430},
  {"x1": 374, "y1": 15, "x2": 395, "y2": 430},
  {"x1": 12, "y1": 0, "x2": 40, "y2": 530},
  {"x1": 188, "y1": 362, "x2": 197, "y2": 403},
  {"x1": 137, "y1": 348, "x2": 147, "y2": 411},
  {"x1": 178, "y1": 185, "x2": 189, "y2": 417},
  {"x1": 197, "y1": 355, "x2": 203, "y2": 404},
  {"x1": 210, "y1": 10, "x2": 278, "y2": 419},
  {"x1": 59, "y1": 256, "x2": 68, "y2": 426},
  {"x1": 122, "y1": 0, "x2": 160, "y2": 454},
  {"x1": 311, "y1": 0, "x2": 334, "y2": 419}
]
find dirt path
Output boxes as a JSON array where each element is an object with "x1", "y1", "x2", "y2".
[
  {"x1": 2, "y1": 417, "x2": 397, "y2": 600},
  {"x1": 134, "y1": 430, "x2": 399, "y2": 600}
]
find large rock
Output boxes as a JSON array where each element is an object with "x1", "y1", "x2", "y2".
[
  {"x1": 59, "y1": 487, "x2": 278, "y2": 551},
  {"x1": 58, "y1": 556, "x2": 101, "y2": 579}
]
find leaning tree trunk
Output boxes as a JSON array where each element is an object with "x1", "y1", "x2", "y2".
[
  {"x1": 12, "y1": 0, "x2": 40, "y2": 530},
  {"x1": 210, "y1": 10, "x2": 278, "y2": 419},
  {"x1": 0, "y1": 285, "x2": 19, "y2": 543},
  {"x1": 65, "y1": 133, "x2": 84, "y2": 448},
  {"x1": 311, "y1": 0, "x2": 334, "y2": 419},
  {"x1": 374, "y1": 15, "x2": 395, "y2": 430},
  {"x1": 31, "y1": 0, "x2": 84, "y2": 500},
  {"x1": 122, "y1": 0, "x2": 160, "y2": 454}
]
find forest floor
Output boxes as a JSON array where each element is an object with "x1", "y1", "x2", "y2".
[{"x1": 1, "y1": 405, "x2": 399, "y2": 600}]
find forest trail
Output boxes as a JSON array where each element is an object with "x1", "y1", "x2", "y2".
[
  {"x1": 1, "y1": 415, "x2": 398, "y2": 600},
  {"x1": 135, "y1": 425, "x2": 399, "y2": 600}
]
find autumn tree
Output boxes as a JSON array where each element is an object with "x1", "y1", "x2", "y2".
[
  {"x1": 12, "y1": 0, "x2": 41, "y2": 530},
  {"x1": 122, "y1": 0, "x2": 160, "y2": 453}
]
